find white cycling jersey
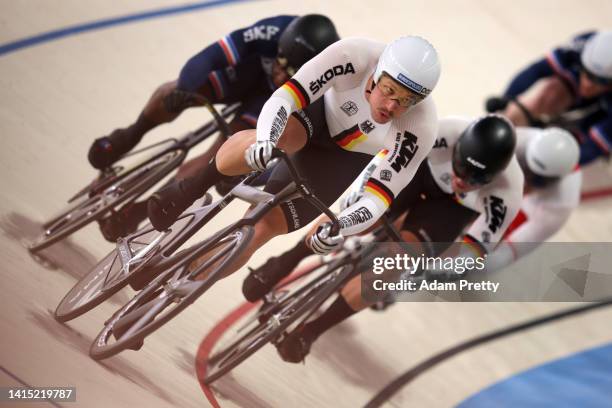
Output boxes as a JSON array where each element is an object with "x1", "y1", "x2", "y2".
[
  {"x1": 256, "y1": 37, "x2": 438, "y2": 235},
  {"x1": 427, "y1": 116, "x2": 524, "y2": 253},
  {"x1": 486, "y1": 127, "x2": 582, "y2": 271}
]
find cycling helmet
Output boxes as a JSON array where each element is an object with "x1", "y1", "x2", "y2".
[
  {"x1": 523, "y1": 127, "x2": 579, "y2": 187},
  {"x1": 374, "y1": 36, "x2": 441, "y2": 101},
  {"x1": 581, "y1": 30, "x2": 612, "y2": 85},
  {"x1": 277, "y1": 14, "x2": 340, "y2": 75},
  {"x1": 452, "y1": 115, "x2": 516, "y2": 185}
]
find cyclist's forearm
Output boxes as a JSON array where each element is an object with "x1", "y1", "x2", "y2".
[{"x1": 337, "y1": 195, "x2": 387, "y2": 236}]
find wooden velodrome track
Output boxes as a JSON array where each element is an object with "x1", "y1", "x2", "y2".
[{"x1": 1, "y1": 1, "x2": 612, "y2": 407}]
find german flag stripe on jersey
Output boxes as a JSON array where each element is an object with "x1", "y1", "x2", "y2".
[
  {"x1": 282, "y1": 79, "x2": 310, "y2": 110},
  {"x1": 332, "y1": 125, "x2": 367, "y2": 150},
  {"x1": 462, "y1": 234, "x2": 487, "y2": 257},
  {"x1": 376, "y1": 149, "x2": 389, "y2": 159},
  {"x1": 365, "y1": 178, "x2": 394, "y2": 207}
]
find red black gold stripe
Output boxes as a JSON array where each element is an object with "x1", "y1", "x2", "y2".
[
  {"x1": 365, "y1": 178, "x2": 394, "y2": 207},
  {"x1": 333, "y1": 125, "x2": 367, "y2": 150},
  {"x1": 462, "y1": 234, "x2": 487, "y2": 257},
  {"x1": 281, "y1": 78, "x2": 310, "y2": 110}
]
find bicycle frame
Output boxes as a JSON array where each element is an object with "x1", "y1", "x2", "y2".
[{"x1": 119, "y1": 148, "x2": 342, "y2": 280}]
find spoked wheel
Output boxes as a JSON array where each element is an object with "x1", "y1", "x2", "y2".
[
  {"x1": 203, "y1": 258, "x2": 352, "y2": 384},
  {"x1": 89, "y1": 225, "x2": 253, "y2": 360},
  {"x1": 53, "y1": 210, "x2": 198, "y2": 322},
  {"x1": 40, "y1": 168, "x2": 120, "y2": 230},
  {"x1": 28, "y1": 149, "x2": 185, "y2": 252}
]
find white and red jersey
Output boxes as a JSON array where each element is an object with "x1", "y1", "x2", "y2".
[
  {"x1": 256, "y1": 37, "x2": 438, "y2": 235},
  {"x1": 427, "y1": 116, "x2": 525, "y2": 254},
  {"x1": 486, "y1": 127, "x2": 582, "y2": 272}
]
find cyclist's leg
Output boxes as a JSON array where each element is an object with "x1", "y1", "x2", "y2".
[
  {"x1": 89, "y1": 45, "x2": 227, "y2": 170},
  {"x1": 503, "y1": 76, "x2": 574, "y2": 126},
  {"x1": 110, "y1": 82, "x2": 265, "y2": 237},
  {"x1": 94, "y1": 81, "x2": 220, "y2": 240}
]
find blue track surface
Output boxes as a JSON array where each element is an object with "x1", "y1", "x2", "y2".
[
  {"x1": 458, "y1": 342, "x2": 612, "y2": 407},
  {"x1": 0, "y1": 0, "x2": 254, "y2": 56}
]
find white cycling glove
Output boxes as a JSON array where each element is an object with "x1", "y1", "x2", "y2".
[
  {"x1": 308, "y1": 222, "x2": 344, "y2": 255},
  {"x1": 245, "y1": 140, "x2": 275, "y2": 172}
]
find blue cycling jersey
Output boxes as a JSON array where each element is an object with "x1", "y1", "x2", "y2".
[{"x1": 503, "y1": 31, "x2": 612, "y2": 165}]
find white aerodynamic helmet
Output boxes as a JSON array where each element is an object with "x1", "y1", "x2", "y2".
[
  {"x1": 581, "y1": 30, "x2": 612, "y2": 84},
  {"x1": 374, "y1": 36, "x2": 441, "y2": 100},
  {"x1": 526, "y1": 127, "x2": 579, "y2": 181}
]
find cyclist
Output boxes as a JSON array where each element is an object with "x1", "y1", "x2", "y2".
[
  {"x1": 87, "y1": 14, "x2": 340, "y2": 241},
  {"x1": 145, "y1": 35, "x2": 441, "y2": 291},
  {"x1": 488, "y1": 30, "x2": 612, "y2": 165},
  {"x1": 487, "y1": 127, "x2": 581, "y2": 271},
  {"x1": 247, "y1": 115, "x2": 524, "y2": 363}
]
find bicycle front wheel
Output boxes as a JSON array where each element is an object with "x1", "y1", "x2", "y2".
[
  {"x1": 204, "y1": 258, "x2": 352, "y2": 384},
  {"x1": 89, "y1": 225, "x2": 253, "y2": 360}
]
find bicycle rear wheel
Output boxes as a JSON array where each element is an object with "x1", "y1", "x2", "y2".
[
  {"x1": 29, "y1": 149, "x2": 185, "y2": 251},
  {"x1": 204, "y1": 258, "x2": 352, "y2": 384},
  {"x1": 89, "y1": 225, "x2": 253, "y2": 360}
]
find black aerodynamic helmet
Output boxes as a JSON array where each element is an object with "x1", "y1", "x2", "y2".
[
  {"x1": 277, "y1": 14, "x2": 340, "y2": 75},
  {"x1": 452, "y1": 115, "x2": 516, "y2": 185}
]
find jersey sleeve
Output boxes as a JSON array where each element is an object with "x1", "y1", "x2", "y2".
[
  {"x1": 256, "y1": 37, "x2": 378, "y2": 143},
  {"x1": 337, "y1": 99, "x2": 439, "y2": 236},
  {"x1": 178, "y1": 15, "x2": 293, "y2": 91},
  {"x1": 503, "y1": 59, "x2": 554, "y2": 98}
]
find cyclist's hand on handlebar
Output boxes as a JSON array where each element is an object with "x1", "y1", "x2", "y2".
[
  {"x1": 245, "y1": 140, "x2": 275, "y2": 171},
  {"x1": 308, "y1": 222, "x2": 344, "y2": 255}
]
